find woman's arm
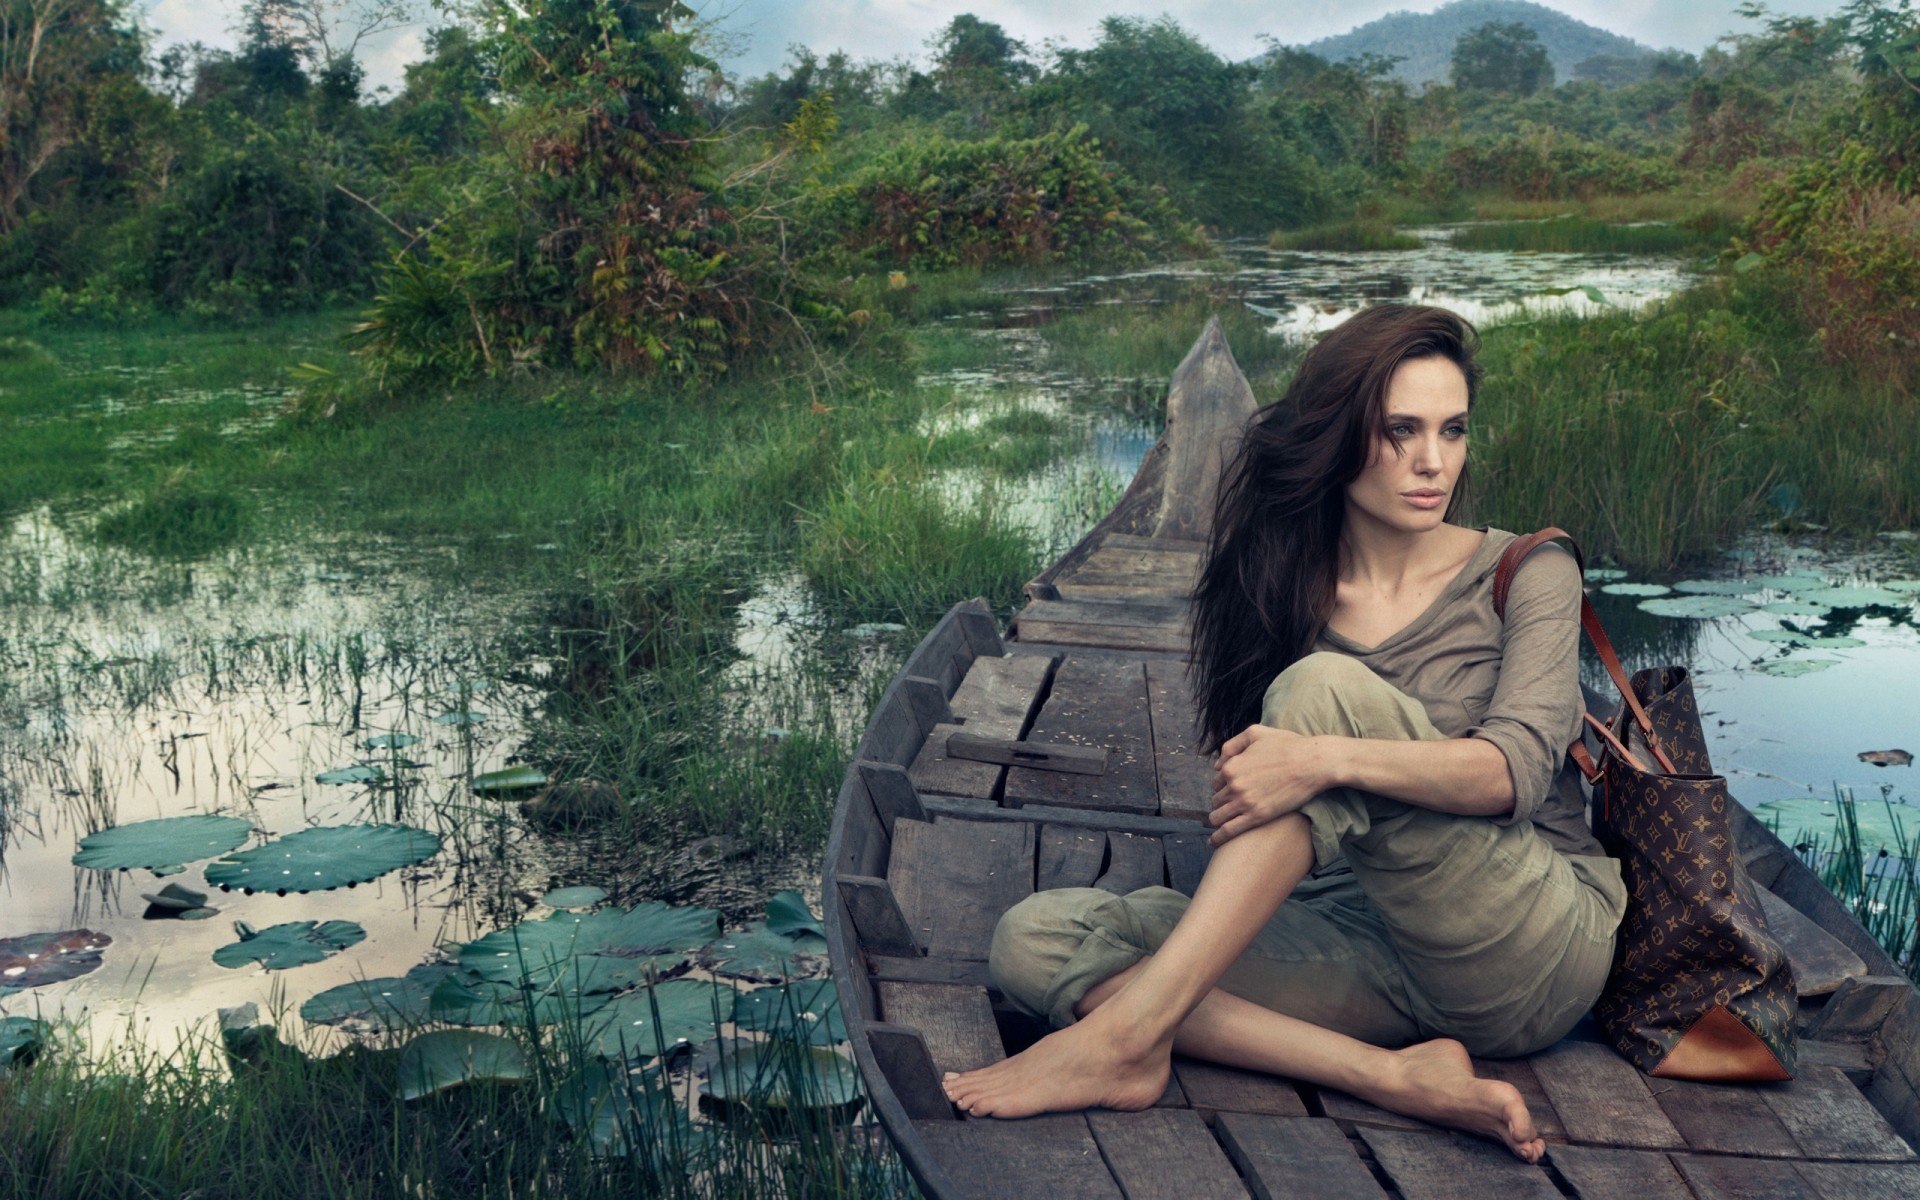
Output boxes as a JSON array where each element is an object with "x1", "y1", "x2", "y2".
[{"x1": 1207, "y1": 544, "x2": 1584, "y2": 845}]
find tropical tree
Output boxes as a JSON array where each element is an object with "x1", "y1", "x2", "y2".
[
  {"x1": 1450, "y1": 21, "x2": 1554, "y2": 96},
  {"x1": 0, "y1": 0, "x2": 143, "y2": 231}
]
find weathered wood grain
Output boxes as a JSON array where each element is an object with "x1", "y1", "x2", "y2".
[
  {"x1": 911, "y1": 723, "x2": 1002, "y2": 802},
  {"x1": 1214, "y1": 1114, "x2": 1385, "y2": 1200},
  {"x1": 861, "y1": 688, "x2": 925, "y2": 767},
  {"x1": 903, "y1": 611, "x2": 974, "y2": 697},
  {"x1": 920, "y1": 795, "x2": 1200, "y2": 837},
  {"x1": 1172, "y1": 1056, "x2": 1309, "y2": 1117},
  {"x1": 1645, "y1": 1074, "x2": 1798, "y2": 1157},
  {"x1": 1357, "y1": 1128, "x2": 1560, "y2": 1200},
  {"x1": 1163, "y1": 831, "x2": 1214, "y2": 896},
  {"x1": 902, "y1": 674, "x2": 954, "y2": 739},
  {"x1": 860, "y1": 760, "x2": 929, "y2": 835},
  {"x1": 1800, "y1": 974, "x2": 1911, "y2": 1042},
  {"x1": 1758, "y1": 884, "x2": 1868, "y2": 997},
  {"x1": 868, "y1": 956, "x2": 993, "y2": 988},
  {"x1": 947, "y1": 732, "x2": 1109, "y2": 775},
  {"x1": 1154, "y1": 317, "x2": 1260, "y2": 540},
  {"x1": 877, "y1": 982, "x2": 1006, "y2": 1077},
  {"x1": 1015, "y1": 599, "x2": 1190, "y2": 654},
  {"x1": 1529, "y1": 1039, "x2": 1685, "y2": 1149},
  {"x1": 1096, "y1": 831, "x2": 1166, "y2": 895},
  {"x1": 914, "y1": 1114, "x2": 1124, "y2": 1200},
  {"x1": 1037, "y1": 826, "x2": 1107, "y2": 892},
  {"x1": 1006, "y1": 657, "x2": 1159, "y2": 815},
  {"x1": 954, "y1": 602, "x2": 1005, "y2": 660},
  {"x1": 1085, "y1": 1108, "x2": 1249, "y2": 1200},
  {"x1": 888, "y1": 818, "x2": 1036, "y2": 961},
  {"x1": 830, "y1": 774, "x2": 889, "y2": 879},
  {"x1": 1545, "y1": 1145, "x2": 1693, "y2": 1200},
  {"x1": 865, "y1": 1021, "x2": 954, "y2": 1120},
  {"x1": 1798, "y1": 1038, "x2": 1873, "y2": 1088},
  {"x1": 1315, "y1": 1089, "x2": 1438, "y2": 1134},
  {"x1": 1795, "y1": 1160, "x2": 1920, "y2": 1198},
  {"x1": 837, "y1": 874, "x2": 923, "y2": 958},
  {"x1": 910, "y1": 655, "x2": 1055, "y2": 799},
  {"x1": 1762, "y1": 1061, "x2": 1917, "y2": 1161},
  {"x1": 1670, "y1": 1153, "x2": 1819, "y2": 1199},
  {"x1": 1145, "y1": 660, "x2": 1212, "y2": 822}
]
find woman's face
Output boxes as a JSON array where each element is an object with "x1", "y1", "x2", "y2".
[{"x1": 1343, "y1": 355, "x2": 1470, "y2": 538}]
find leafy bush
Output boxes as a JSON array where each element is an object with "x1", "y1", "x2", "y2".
[
  {"x1": 1443, "y1": 131, "x2": 1678, "y2": 200},
  {"x1": 800, "y1": 126, "x2": 1197, "y2": 270}
]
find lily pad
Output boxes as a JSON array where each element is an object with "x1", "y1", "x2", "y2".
[
  {"x1": 1801, "y1": 635, "x2": 1866, "y2": 649},
  {"x1": 1601, "y1": 582, "x2": 1670, "y2": 597},
  {"x1": 1756, "y1": 795, "x2": 1919, "y2": 855},
  {"x1": 1799, "y1": 585, "x2": 1907, "y2": 608},
  {"x1": 205, "y1": 823, "x2": 441, "y2": 894},
  {"x1": 1749, "y1": 629, "x2": 1811, "y2": 644},
  {"x1": 362, "y1": 733, "x2": 421, "y2": 751},
  {"x1": 731, "y1": 980, "x2": 846, "y2": 1046},
  {"x1": 765, "y1": 891, "x2": 826, "y2": 939},
  {"x1": 398, "y1": 1030, "x2": 530, "y2": 1101},
  {"x1": 699, "y1": 922, "x2": 828, "y2": 983},
  {"x1": 473, "y1": 766, "x2": 548, "y2": 794},
  {"x1": 1750, "y1": 573, "x2": 1827, "y2": 591},
  {"x1": 140, "y1": 882, "x2": 209, "y2": 911},
  {"x1": 1860, "y1": 749, "x2": 1914, "y2": 768},
  {"x1": 701, "y1": 1041, "x2": 863, "y2": 1115},
  {"x1": 1, "y1": 1016, "x2": 49, "y2": 1066},
  {"x1": 433, "y1": 710, "x2": 487, "y2": 727},
  {"x1": 426, "y1": 971, "x2": 613, "y2": 1028},
  {"x1": 458, "y1": 903, "x2": 719, "y2": 993},
  {"x1": 178, "y1": 907, "x2": 218, "y2": 920},
  {"x1": 581, "y1": 979, "x2": 733, "y2": 1061},
  {"x1": 300, "y1": 963, "x2": 455, "y2": 1031},
  {"x1": 542, "y1": 886, "x2": 609, "y2": 909},
  {"x1": 1672, "y1": 579, "x2": 1759, "y2": 596},
  {"x1": 1638, "y1": 596, "x2": 1754, "y2": 619},
  {"x1": 1753, "y1": 658, "x2": 1838, "y2": 678},
  {"x1": 553, "y1": 1062, "x2": 703, "y2": 1162},
  {"x1": 0, "y1": 930, "x2": 111, "y2": 989},
  {"x1": 1761, "y1": 600, "x2": 1831, "y2": 617},
  {"x1": 1585, "y1": 569, "x2": 1628, "y2": 581},
  {"x1": 315, "y1": 765, "x2": 385, "y2": 786},
  {"x1": 212, "y1": 919, "x2": 366, "y2": 971},
  {"x1": 72, "y1": 815, "x2": 251, "y2": 872}
]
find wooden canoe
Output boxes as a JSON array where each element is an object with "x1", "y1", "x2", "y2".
[{"x1": 820, "y1": 318, "x2": 1920, "y2": 1199}]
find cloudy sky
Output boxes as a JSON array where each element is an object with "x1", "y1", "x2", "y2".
[{"x1": 139, "y1": 0, "x2": 1854, "y2": 95}]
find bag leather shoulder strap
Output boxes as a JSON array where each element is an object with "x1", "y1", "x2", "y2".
[{"x1": 1494, "y1": 527, "x2": 1679, "y2": 775}]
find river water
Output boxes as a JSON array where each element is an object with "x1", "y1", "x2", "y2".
[{"x1": 4, "y1": 225, "x2": 1913, "y2": 1057}]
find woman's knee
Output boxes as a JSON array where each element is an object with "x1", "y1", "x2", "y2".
[
  {"x1": 987, "y1": 889, "x2": 1108, "y2": 1016},
  {"x1": 1261, "y1": 652, "x2": 1436, "y2": 740}
]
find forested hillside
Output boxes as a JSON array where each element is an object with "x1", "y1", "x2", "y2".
[{"x1": 1298, "y1": 0, "x2": 1658, "y2": 87}]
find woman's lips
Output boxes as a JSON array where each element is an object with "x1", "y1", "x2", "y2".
[{"x1": 1403, "y1": 490, "x2": 1446, "y2": 510}]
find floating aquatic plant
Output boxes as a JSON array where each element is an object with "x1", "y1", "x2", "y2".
[
  {"x1": 205, "y1": 823, "x2": 441, "y2": 894},
  {"x1": 362, "y1": 733, "x2": 421, "y2": 751},
  {"x1": 552, "y1": 1061, "x2": 704, "y2": 1163},
  {"x1": 580, "y1": 978, "x2": 733, "y2": 1061},
  {"x1": 300, "y1": 963, "x2": 454, "y2": 1032},
  {"x1": 426, "y1": 972, "x2": 613, "y2": 1028},
  {"x1": 397, "y1": 1029, "x2": 530, "y2": 1101},
  {"x1": 1799, "y1": 585, "x2": 1906, "y2": 608},
  {"x1": 765, "y1": 891, "x2": 826, "y2": 939},
  {"x1": 315, "y1": 765, "x2": 385, "y2": 786},
  {"x1": 731, "y1": 980, "x2": 845, "y2": 1047},
  {"x1": 0, "y1": 929, "x2": 111, "y2": 989},
  {"x1": 473, "y1": 766, "x2": 548, "y2": 794},
  {"x1": 212, "y1": 919, "x2": 366, "y2": 971},
  {"x1": 699, "y1": 923, "x2": 827, "y2": 983},
  {"x1": 1672, "y1": 579, "x2": 1758, "y2": 596},
  {"x1": 700, "y1": 1042, "x2": 863, "y2": 1119},
  {"x1": 71, "y1": 814, "x2": 251, "y2": 872},
  {"x1": 541, "y1": 886, "x2": 609, "y2": 909},
  {"x1": 1638, "y1": 596, "x2": 1753, "y2": 619},
  {"x1": 1602, "y1": 582, "x2": 1669, "y2": 597},
  {"x1": 1761, "y1": 600, "x2": 1831, "y2": 617},
  {"x1": 1753, "y1": 658, "x2": 1838, "y2": 678},
  {"x1": 458, "y1": 903, "x2": 719, "y2": 993}
]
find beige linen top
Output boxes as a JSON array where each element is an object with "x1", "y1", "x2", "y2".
[{"x1": 1314, "y1": 527, "x2": 1604, "y2": 858}]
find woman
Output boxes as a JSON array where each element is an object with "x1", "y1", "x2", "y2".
[{"x1": 940, "y1": 304, "x2": 1627, "y2": 1162}]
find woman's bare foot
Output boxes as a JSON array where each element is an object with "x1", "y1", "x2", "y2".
[
  {"x1": 941, "y1": 1003, "x2": 1172, "y2": 1119},
  {"x1": 1369, "y1": 1039, "x2": 1544, "y2": 1162}
]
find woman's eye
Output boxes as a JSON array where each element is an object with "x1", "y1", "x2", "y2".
[
  {"x1": 1388, "y1": 424, "x2": 1413, "y2": 438},
  {"x1": 1446, "y1": 425, "x2": 1468, "y2": 438}
]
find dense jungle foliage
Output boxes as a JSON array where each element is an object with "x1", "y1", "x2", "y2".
[{"x1": 2, "y1": 0, "x2": 1919, "y2": 389}]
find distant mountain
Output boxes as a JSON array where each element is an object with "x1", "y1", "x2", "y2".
[{"x1": 1295, "y1": 1, "x2": 1658, "y2": 88}]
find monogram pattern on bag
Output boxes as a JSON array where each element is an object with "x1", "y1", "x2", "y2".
[{"x1": 1593, "y1": 669, "x2": 1798, "y2": 1075}]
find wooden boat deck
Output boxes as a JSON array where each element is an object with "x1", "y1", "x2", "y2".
[{"x1": 821, "y1": 320, "x2": 1920, "y2": 1199}]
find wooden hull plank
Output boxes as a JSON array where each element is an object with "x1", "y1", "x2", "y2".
[
  {"x1": 878, "y1": 981, "x2": 1006, "y2": 1077},
  {"x1": 1038, "y1": 826, "x2": 1107, "y2": 892},
  {"x1": 1800, "y1": 975, "x2": 1910, "y2": 1042},
  {"x1": 910, "y1": 655, "x2": 1055, "y2": 800},
  {"x1": 1164, "y1": 831, "x2": 1214, "y2": 896},
  {"x1": 1529, "y1": 1039, "x2": 1686, "y2": 1149},
  {"x1": 1646, "y1": 1074, "x2": 1798, "y2": 1157},
  {"x1": 1758, "y1": 885, "x2": 1868, "y2": 997},
  {"x1": 1005, "y1": 657, "x2": 1159, "y2": 815},
  {"x1": 1014, "y1": 599, "x2": 1190, "y2": 653},
  {"x1": 1173, "y1": 1057, "x2": 1309, "y2": 1118},
  {"x1": 1545, "y1": 1145, "x2": 1693, "y2": 1200},
  {"x1": 1357, "y1": 1128, "x2": 1560, "y2": 1199},
  {"x1": 1316, "y1": 1088, "x2": 1439, "y2": 1134},
  {"x1": 1213, "y1": 1113, "x2": 1386, "y2": 1200},
  {"x1": 1762, "y1": 1062, "x2": 1917, "y2": 1161},
  {"x1": 1095, "y1": 831, "x2": 1165, "y2": 894},
  {"x1": 1670, "y1": 1153, "x2": 1820, "y2": 1199},
  {"x1": 865, "y1": 1021, "x2": 956, "y2": 1121},
  {"x1": 869, "y1": 955, "x2": 993, "y2": 988},
  {"x1": 1085, "y1": 1109, "x2": 1250, "y2": 1199},
  {"x1": 913, "y1": 1114, "x2": 1124, "y2": 1200},
  {"x1": 888, "y1": 818, "x2": 1036, "y2": 961},
  {"x1": 1145, "y1": 660, "x2": 1212, "y2": 822},
  {"x1": 1796, "y1": 1160, "x2": 1920, "y2": 1197}
]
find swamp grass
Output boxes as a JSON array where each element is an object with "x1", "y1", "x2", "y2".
[
  {"x1": 1446, "y1": 214, "x2": 1739, "y2": 255},
  {"x1": 1268, "y1": 220, "x2": 1425, "y2": 252},
  {"x1": 1776, "y1": 787, "x2": 1920, "y2": 974}
]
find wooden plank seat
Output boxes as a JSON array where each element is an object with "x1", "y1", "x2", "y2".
[{"x1": 909, "y1": 654, "x2": 1054, "y2": 801}]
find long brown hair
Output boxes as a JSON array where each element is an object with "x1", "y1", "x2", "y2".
[{"x1": 1189, "y1": 304, "x2": 1482, "y2": 750}]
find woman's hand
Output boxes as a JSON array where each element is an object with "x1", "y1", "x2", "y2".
[{"x1": 1208, "y1": 725, "x2": 1337, "y2": 847}]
